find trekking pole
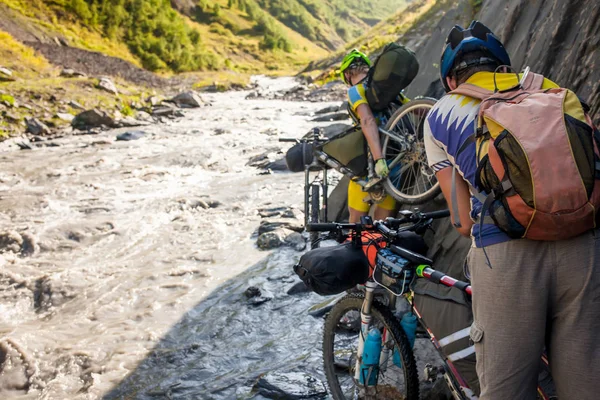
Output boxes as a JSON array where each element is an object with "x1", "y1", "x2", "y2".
[{"x1": 415, "y1": 265, "x2": 472, "y2": 296}]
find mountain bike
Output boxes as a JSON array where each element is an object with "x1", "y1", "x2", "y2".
[
  {"x1": 280, "y1": 98, "x2": 441, "y2": 249},
  {"x1": 306, "y1": 210, "x2": 556, "y2": 400}
]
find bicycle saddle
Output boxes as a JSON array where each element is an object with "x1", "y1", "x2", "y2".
[{"x1": 389, "y1": 244, "x2": 432, "y2": 265}]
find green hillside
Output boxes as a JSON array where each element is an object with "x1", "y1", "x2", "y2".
[{"x1": 0, "y1": 0, "x2": 410, "y2": 77}]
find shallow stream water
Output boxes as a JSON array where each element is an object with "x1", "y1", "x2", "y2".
[
  {"x1": 0, "y1": 76, "x2": 443, "y2": 400},
  {"x1": 0, "y1": 76, "x2": 345, "y2": 399}
]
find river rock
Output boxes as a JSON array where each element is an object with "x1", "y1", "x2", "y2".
[
  {"x1": 72, "y1": 109, "x2": 116, "y2": 129},
  {"x1": 311, "y1": 112, "x2": 349, "y2": 122},
  {"x1": 266, "y1": 158, "x2": 288, "y2": 171},
  {"x1": 117, "y1": 116, "x2": 150, "y2": 127},
  {"x1": 0, "y1": 67, "x2": 15, "y2": 82},
  {"x1": 68, "y1": 100, "x2": 86, "y2": 110},
  {"x1": 116, "y1": 131, "x2": 145, "y2": 141},
  {"x1": 55, "y1": 112, "x2": 75, "y2": 122},
  {"x1": 284, "y1": 232, "x2": 306, "y2": 251},
  {"x1": 4, "y1": 112, "x2": 20, "y2": 122},
  {"x1": 97, "y1": 77, "x2": 118, "y2": 95},
  {"x1": 253, "y1": 371, "x2": 327, "y2": 399},
  {"x1": 25, "y1": 118, "x2": 50, "y2": 135},
  {"x1": 60, "y1": 68, "x2": 86, "y2": 78},
  {"x1": 0, "y1": 231, "x2": 23, "y2": 253},
  {"x1": 257, "y1": 230, "x2": 286, "y2": 250},
  {"x1": 146, "y1": 95, "x2": 161, "y2": 106},
  {"x1": 20, "y1": 232, "x2": 38, "y2": 256},
  {"x1": 170, "y1": 91, "x2": 203, "y2": 108},
  {"x1": 314, "y1": 104, "x2": 341, "y2": 115},
  {"x1": 259, "y1": 220, "x2": 303, "y2": 234},
  {"x1": 286, "y1": 281, "x2": 310, "y2": 295}
]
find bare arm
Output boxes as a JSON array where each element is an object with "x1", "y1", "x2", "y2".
[
  {"x1": 435, "y1": 167, "x2": 473, "y2": 237},
  {"x1": 355, "y1": 103, "x2": 383, "y2": 160}
]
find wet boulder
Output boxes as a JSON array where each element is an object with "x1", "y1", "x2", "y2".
[
  {"x1": 253, "y1": 371, "x2": 327, "y2": 399},
  {"x1": 0, "y1": 231, "x2": 24, "y2": 253},
  {"x1": 116, "y1": 130, "x2": 145, "y2": 141},
  {"x1": 258, "y1": 220, "x2": 304, "y2": 234},
  {"x1": 170, "y1": 91, "x2": 203, "y2": 108},
  {"x1": 244, "y1": 286, "x2": 273, "y2": 306},
  {"x1": 286, "y1": 281, "x2": 310, "y2": 295},
  {"x1": 72, "y1": 109, "x2": 116, "y2": 130},
  {"x1": 314, "y1": 104, "x2": 342, "y2": 115},
  {"x1": 257, "y1": 230, "x2": 287, "y2": 250},
  {"x1": 284, "y1": 232, "x2": 306, "y2": 252}
]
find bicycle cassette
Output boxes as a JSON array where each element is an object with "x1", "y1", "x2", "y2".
[{"x1": 368, "y1": 187, "x2": 387, "y2": 204}]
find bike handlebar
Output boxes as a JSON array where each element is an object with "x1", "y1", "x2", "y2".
[
  {"x1": 278, "y1": 138, "x2": 299, "y2": 143},
  {"x1": 306, "y1": 209, "x2": 450, "y2": 235}
]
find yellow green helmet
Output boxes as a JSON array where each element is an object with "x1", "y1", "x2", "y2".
[{"x1": 339, "y1": 49, "x2": 371, "y2": 85}]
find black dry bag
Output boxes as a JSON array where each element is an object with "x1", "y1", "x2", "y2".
[{"x1": 366, "y1": 43, "x2": 419, "y2": 111}]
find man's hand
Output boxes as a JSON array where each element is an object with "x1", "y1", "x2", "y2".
[{"x1": 375, "y1": 159, "x2": 389, "y2": 178}]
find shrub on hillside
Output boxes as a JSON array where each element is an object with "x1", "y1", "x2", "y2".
[{"x1": 63, "y1": 0, "x2": 220, "y2": 72}]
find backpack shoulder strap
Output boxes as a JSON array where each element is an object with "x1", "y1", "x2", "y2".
[
  {"x1": 448, "y1": 83, "x2": 493, "y2": 100},
  {"x1": 521, "y1": 71, "x2": 545, "y2": 90}
]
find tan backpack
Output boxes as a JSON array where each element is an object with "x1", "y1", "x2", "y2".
[{"x1": 450, "y1": 68, "x2": 600, "y2": 241}]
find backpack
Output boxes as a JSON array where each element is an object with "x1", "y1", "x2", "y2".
[
  {"x1": 366, "y1": 42, "x2": 419, "y2": 111},
  {"x1": 450, "y1": 68, "x2": 600, "y2": 241}
]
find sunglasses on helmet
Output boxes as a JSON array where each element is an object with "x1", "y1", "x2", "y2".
[{"x1": 446, "y1": 20, "x2": 492, "y2": 50}]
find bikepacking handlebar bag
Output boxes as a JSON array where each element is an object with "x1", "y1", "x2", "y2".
[
  {"x1": 294, "y1": 243, "x2": 370, "y2": 296},
  {"x1": 366, "y1": 42, "x2": 419, "y2": 111}
]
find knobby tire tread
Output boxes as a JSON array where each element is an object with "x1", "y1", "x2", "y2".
[{"x1": 323, "y1": 293, "x2": 419, "y2": 400}]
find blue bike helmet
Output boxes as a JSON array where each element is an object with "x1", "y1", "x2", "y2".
[{"x1": 440, "y1": 20, "x2": 511, "y2": 92}]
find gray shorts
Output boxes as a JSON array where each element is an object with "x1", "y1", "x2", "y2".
[{"x1": 468, "y1": 229, "x2": 600, "y2": 399}]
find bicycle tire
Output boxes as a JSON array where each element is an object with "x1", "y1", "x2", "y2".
[
  {"x1": 310, "y1": 184, "x2": 320, "y2": 249},
  {"x1": 323, "y1": 293, "x2": 419, "y2": 400},
  {"x1": 382, "y1": 99, "x2": 441, "y2": 205}
]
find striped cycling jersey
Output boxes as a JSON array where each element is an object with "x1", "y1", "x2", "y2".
[{"x1": 423, "y1": 71, "x2": 559, "y2": 247}]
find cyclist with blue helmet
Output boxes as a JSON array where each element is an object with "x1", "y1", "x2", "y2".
[
  {"x1": 339, "y1": 49, "x2": 409, "y2": 222},
  {"x1": 424, "y1": 20, "x2": 600, "y2": 399}
]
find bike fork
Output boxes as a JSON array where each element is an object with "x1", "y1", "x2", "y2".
[{"x1": 354, "y1": 281, "x2": 378, "y2": 382}]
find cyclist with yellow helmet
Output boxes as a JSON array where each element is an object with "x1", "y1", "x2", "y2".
[{"x1": 339, "y1": 49, "x2": 409, "y2": 222}]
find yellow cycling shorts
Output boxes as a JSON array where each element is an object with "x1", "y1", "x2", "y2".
[{"x1": 347, "y1": 179, "x2": 396, "y2": 213}]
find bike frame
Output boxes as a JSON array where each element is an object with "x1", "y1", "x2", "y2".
[{"x1": 350, "y1": 256, "x2": 552, "y2": 400}]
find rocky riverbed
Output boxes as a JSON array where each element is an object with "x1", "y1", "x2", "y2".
[{"x1": 0, "y1": 76, "x2": 446, "y2": 400}]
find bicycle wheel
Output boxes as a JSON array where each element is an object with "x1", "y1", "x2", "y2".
[
  {"x1": 382, "y1": 99, "x2": 441, "y2": 205},
  {"x1": 323, "y1": 293, "x2": 419, "y2": 399},
  {"x1": 310, "y1": 184, "x2": 320, "y2": 249}
]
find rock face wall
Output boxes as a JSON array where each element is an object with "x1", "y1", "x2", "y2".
[
  {"x1": 405, "y1": 0, "x2": 600, "y2": 122},
  {"x1": 480, "y1": 0, "x2": 600, "y2": 121}
]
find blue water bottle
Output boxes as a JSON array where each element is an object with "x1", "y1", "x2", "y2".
[
  {"x1": 359, "y1": 328, "x2": 382, "y2": 385},
  {"x1": 394, "y1": 312, "x2": 417, "y2": 367}
]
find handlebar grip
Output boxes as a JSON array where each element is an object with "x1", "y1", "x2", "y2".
[
  {"x1": 306, "y1": 223, "x2": 338, "y2": 232},
  {"x1": 278, "y1": 138, "x2": 298, "y2": 143},
  {"x1": 423, "y1": 210, "x2": 450, "y2": 219}
]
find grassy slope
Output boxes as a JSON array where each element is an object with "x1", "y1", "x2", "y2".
[{"x1": 0, "y1": 0, "x2": 326, "y2": 77}]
